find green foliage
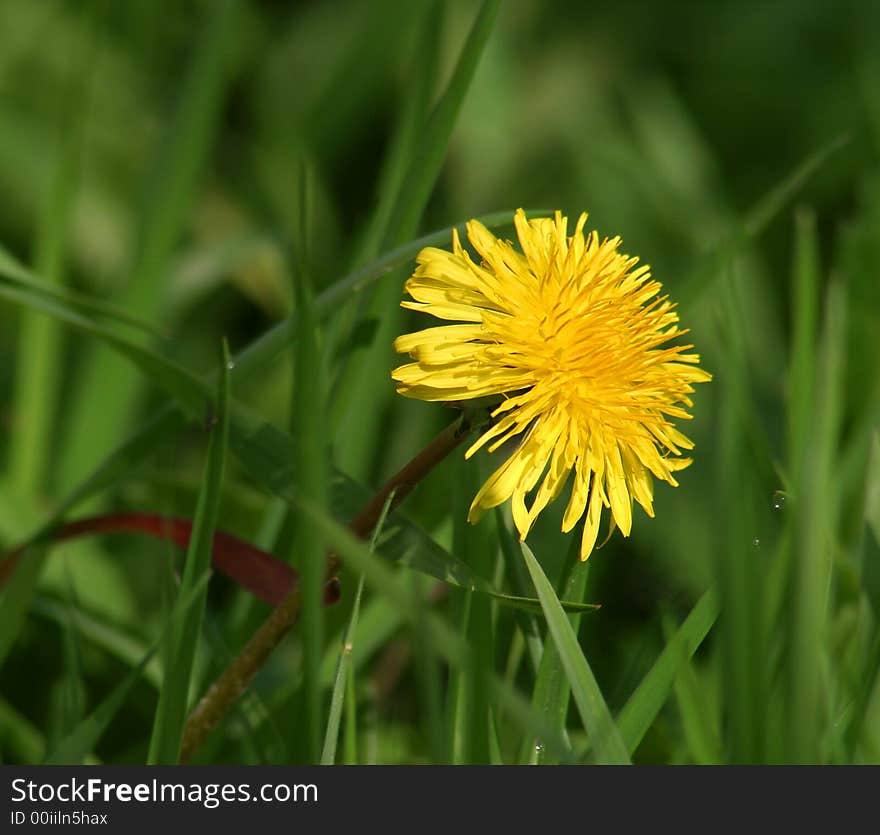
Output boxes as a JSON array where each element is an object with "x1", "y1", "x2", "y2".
[{"x1": 1, "y1": 0, "x2": 878, "y2": 765}]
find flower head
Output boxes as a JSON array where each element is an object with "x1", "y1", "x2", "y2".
[{"x1": 392, "y1": 209, "x2": 711, "y2": 560}]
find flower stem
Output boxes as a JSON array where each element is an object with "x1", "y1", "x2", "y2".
[{"x1": 178, "y1": 409, "x2": 480, "y2": 763}]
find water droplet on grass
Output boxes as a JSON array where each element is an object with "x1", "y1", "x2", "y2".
[{"x1": 772, "y1": 490, "x2": 786, "y2": 511}]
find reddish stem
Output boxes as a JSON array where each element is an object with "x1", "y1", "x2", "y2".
[{"x1": 0, "y1": 513, "x2": 340, "y2": 607}]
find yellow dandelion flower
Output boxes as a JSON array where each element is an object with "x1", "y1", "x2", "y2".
[{"x1": 392, "y1": 209, "x2": 711, "y2": 560}]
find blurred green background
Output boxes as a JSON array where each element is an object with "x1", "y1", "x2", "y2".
[{"x1": 1, "y1": 0, "x2": 879, "y2": 765}]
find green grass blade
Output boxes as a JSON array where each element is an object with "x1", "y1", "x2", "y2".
[
  {"x1": 616, "y1": 589, "x2": 719, "y2": 755},
  {"x1": 147, "y1": 342, "x2": 230, "y2": 764},
  {"x1": 520, "y1": 538, "x2": 589, "y2": 765},
  {"x1": 0, "y1": 247, "x2": 159, "y2": 334},
  {"x1": 660, "y1": 611, "x2": 722, "y2": 764},
  {"x1": 383, "y1": 0, "x2": 500, "y2": 244},
  {"x1": 520, "y1": 543, "x2": 630, "y2": 765},
  {"x1": 786, "y1": 279, "x2": 847, "y2": 762},
  {"x1": 322, "y1": 493, "x2": 395, "y2": 765},
  {"x1": 448, "y1": 459, "x2": 494, "y2": 764},
  {"x1": 348, "y1": 1, "x2": 443, "y2": 266},
  {"x1": 787, "y1": 207, "x2": 821, "y2": 473},
  {"x1": 332, "y1": 0, "x2": 501, "y2": 478},
  {"x1": 234, "y1": 209, "x2": 551, "y2": 379},
  {"x1": 741, "y1": 134, "x2": 849, "y2": 238},
  {"x1": 321, "y1": 575, "x2": 365, "y2": 765}
]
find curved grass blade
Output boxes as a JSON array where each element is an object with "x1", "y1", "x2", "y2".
[
  {"x1": 0, "y1": 247, "x2": 159, "y2": 336},
  {"x1": 521, "y1": 542, "x2": 630, "y2": 765},
  {"x1": 520, "y1": 537, "x2": 591, "y2": 765}
]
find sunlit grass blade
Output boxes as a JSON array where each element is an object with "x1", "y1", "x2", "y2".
[
  {"x1": 520, "y1": 543, "x2": 630, "y2": 765},
  {"x1": 319, "y1": 596, "x2": 403, "y2": 687},
  {"x1": 616, "y1": 589, "x2": 719, "y2": 755},
  {"x1": 147, "y1": 342, "x2": 230, "y2": 765},
  {"x1": 520, "y1": 538, "x2": 589, "y2": 765},
  {"x1": 321, "y1": 575, "x2": 365, "y2": 765},
  {"x1": 322, "y1": 492, "x2": 395, "y2": 765}
]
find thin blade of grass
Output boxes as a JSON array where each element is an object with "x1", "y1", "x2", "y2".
[
  {"x1": 520, "y1": 543, "x2": 630, "y2": 765},
  {"x1": 147, "y1": 342, "x2": 230, "y2": 764},
  {"x1": 321, "y1": 575, "x2": 365, "y2": 765},
  {"x1": 320, "y1": 494, "x2": 395, "y2": 766}
]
